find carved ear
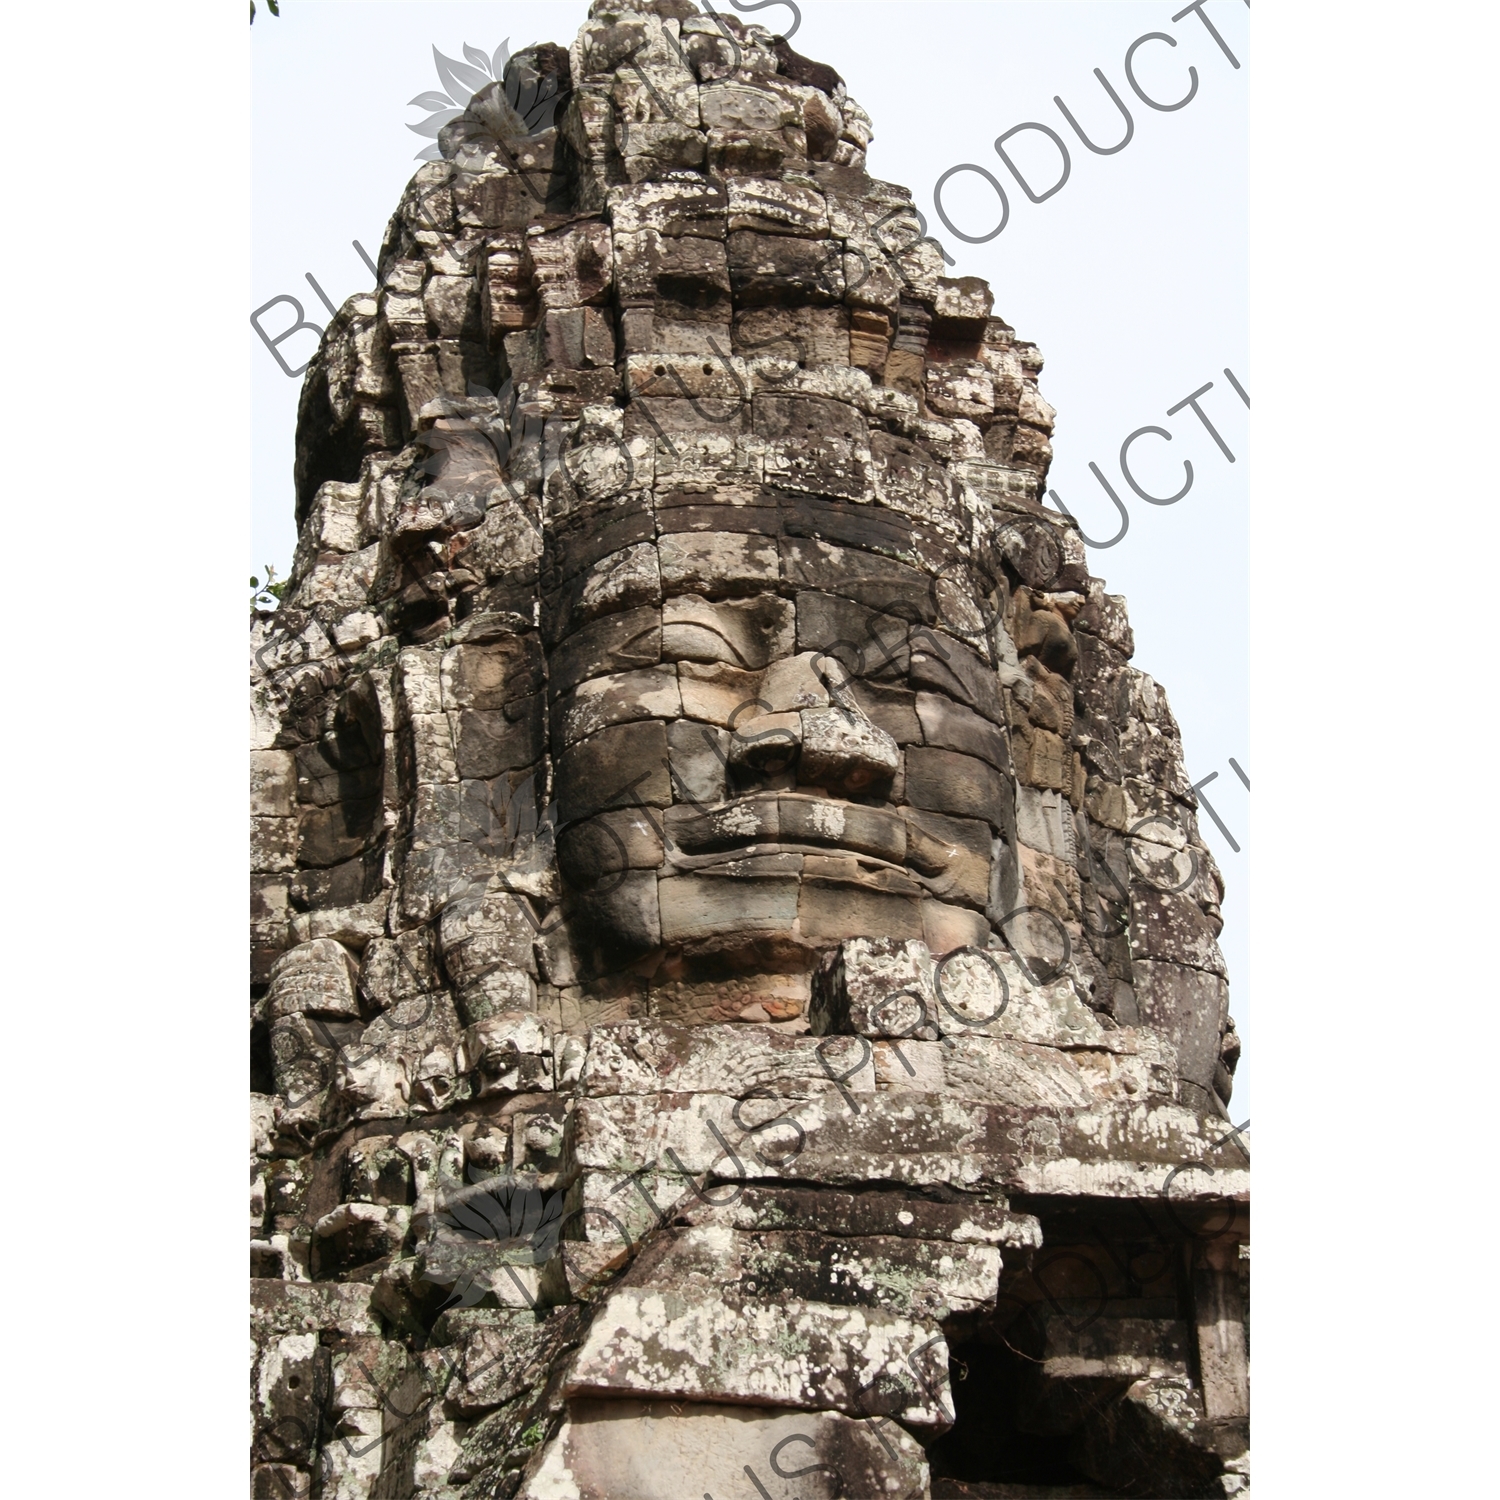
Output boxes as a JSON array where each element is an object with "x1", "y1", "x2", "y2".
[{"x1": 324, "y1": 674, "x2": 385, "y2": 770}]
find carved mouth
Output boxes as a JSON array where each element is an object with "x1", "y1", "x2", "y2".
[
  {"x1": 665, "y1": 791, "x2": 906, "y2": 863},
  {"x1": 663, "y1": 791, "x2": 989, "y2": 909}
]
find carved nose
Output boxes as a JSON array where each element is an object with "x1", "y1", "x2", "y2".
[
  {"x1": 729, "y1": 707, "x2": 898, "y2": 797},
  {"x1": 728, "y1": 711, "x2": 800, "y2": 782}
]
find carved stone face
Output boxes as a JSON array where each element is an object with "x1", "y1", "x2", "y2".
[{"x1": 536, "y1": 415, "x2": 1019, "y2": 1017}]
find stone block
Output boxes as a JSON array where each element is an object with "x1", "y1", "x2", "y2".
[
  {"x1": 626, "y1": 389, "x2": 747, "y2": 436},
  {"x1": 569, "y1": 869, "x2": 663, "y2": 969},
  {"x1": 621, "y1": 1224, "x2": 1001, "y2": 1319},
  {"x1": 548, "y1": 606, "x2": 663, "y2": 698},
  {"x1": 673, "y1": 1183, "x2": 1041, "y2": 1250},
  {"x1": 797, "y1": 707, "x2": 899, "y2": 795},
  {"x1": 1027, "y1": 661, "x2": 1075, "y2": 736},
  {"x1": 666, "y1": 718, "x2": 729, "y2": 806},
  {"x1": 1129, "y1": 890, "x2": 1228, "y2": 977},
  {"x1": 797, "y1": 878, "x2": 924, "y2": 948},
  {"x1": 558, "y1": 808, "x2": 666, "y2": 888},
  {"x1": 296, "y1": 796, "x2": 383, "y2": 870},
  {"x1": 780, "y1": 795, "x2": 906, "y2": 864},
  {"x1": 556, "y1": 720, "x2": 672, "y2": 827},
  {"x1": 514, "y1": 1096, "x2": 572, "y2": 1179},
  {"x1": 582, "y1": 1021, "x2": 876, "y2": 1099},
  {"x1": 727, "y1": 176, "x2": 829, "y2": 237},
  {"x1": 1015, "y1": 784, "x2": 1077, "y2": 859},
  {"x1": 415, "y1": 1239, "x2": 549, "y2": 1313},
  {"x1": 658, "y1": 529, "x2": 781, "y2": 595},
  {"x1": 539, "y1": 305, "x2": 617, "y2": 369},
  {"x1": 647, "y1": 971, "x2": 810, "y2": 1027},
  {"x1": 403, "y1": 712, "x2": 459, "y2": 787},
  {"x1": 794, "y1": 590, "x2": 910, "y2": 680},
  {"x1": 926, "y1": 359, "x2": 995, "y2": 422},
  {"x1": 661, "y1": 592, "x2": 794, "y2": 670},
  {"x1": 452, "y1": 1307, "x2": 587, "y2": 1416},
  {"x1": 848, "y1": 681, "x2": 922, "y2": 744},
  {"x1": 921, "y1": 898, "x2": 991, "y2": 956},
  {"x1": 907, "y1": 630, "x2": 1006, "y2": 725},
  {"x1": 757, "y1": 651, "x2": 831, "y2": 712},
  {"x1": 664, "y1": 793, "x2": 779, "y2": 852},
  {"x1": 916, "y1": 691, "x2": 1011, "y2": 774},
  {"x1": 332, "y1": 992, "x2": 465, "y2": 1121},
  {"x1": 884, "y1": 348, "x2": 925, "y2": 398},
  {"x1": 810, "y1": 937, "x2": 937, "y2": 1039},
  {"x1": 252, "y1": 1330, "x2": 328, "y2": 1465},
  {"x1": 1017, "y1": 842, "x2": 1082, "y2": 927},
  {"x1": 310, "y1": 1201, "x2": 411, "y2": 1277},
  {"x1": 460, "y1": 1012, "x2": 555, "y2": 1096},
  {"x1": 251, "y1": 750, "x2": 297, "y2": 818},
  {"x1": 763, "y1": 439, "x2": 870, "y2": 505},
  {"x1": 625, "y1": 350, "x2": 745, "y2": 403},
  {"x1": 359, "y1": 929, "x2": 442, "y2": 1012},
  {"x1": 933, "y1": 275, "x2": 994, "y2": 334},
  {"x1": 607, "y1": 177, "x2": 729, "y2": 238},
  {"x1": 342, "y1": 1137, "x2": 414, "y2": 1207},
  {"x1": 735, "y1": 305, "x2": 851, "y2": 368},
  {"x1": 904, "y1": 747, "x2": 1012, "y2": 833},
  {"x1": 552, "y1": 667, "x2": 682, "y2": 753},
  {"x1": 564, "y1": 1287, "x2": 951, "y2": 1427},
  {"x1": 873, "y1": 1038, "x2": 947, "y2": 1092},
  {"x1": 728, "y1": 231, "x2": 845, "y2": 305},
  {"x1": 902, "y1": 808, "x2": 993, "y2": 909},
  {"x1": 727, "y1": 711, "x2": 801, "y2": 779},
  {"x1": 526, "y1": 218, "x2": 614, "y2": 308},
  {"x1": 252, "y1": 816, "x2": 298, "y2": 874},
  {"x1": 621, "y1": 124, "x2": 708, "y2": 182},
  {"x1": 441, "y1": 636, "x2": 541, "y2": 712},
  {"x1": 267, "y1": 939, "x2": 362, "y2": 1021},
  {"x1": 439, "y1": 890, "x2": 537, "y2": 984},
  {"x1": 675, "y1": 660, "x2": 762, "y2": 726},
  {"x1": 1133, "y1": 960, "x2": 1229, "y2": 1091},
  {"x1": 251, "y1": 1280, "x2": 381, "y2": 1341},
  {"x1": 547, "y1": 543, "x2": 663, "y2": 642},
  {"x1": 1011, "y1": 717, "x2": 1072, "y2": 792},
  {"x1": 519, "y1": 1399, "x2": 929, "y2": 1500},
  {"x1": 657, "y1": 872, "x2": 800, "y2": 944},
  {"x1": 252, "y1": 1465, "x2": 309, "y2": 1499}
]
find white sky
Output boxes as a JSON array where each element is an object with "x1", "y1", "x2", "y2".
[{"x1": 253, "y1": 0, "x2": 1249, "y2": 1116}]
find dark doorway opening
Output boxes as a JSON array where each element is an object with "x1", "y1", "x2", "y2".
[{"x1": 925, "y1": 1338, "x2": 1098, "y2": 1490}]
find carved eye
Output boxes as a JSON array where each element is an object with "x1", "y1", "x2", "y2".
[
  {"x1": 702, "y1": 364, "x2": 713, "y2": 375},
  {"x1": 654, "y1": 365, "x2": 666, "y2": 376}
]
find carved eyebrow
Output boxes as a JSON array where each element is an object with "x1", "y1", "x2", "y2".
[{"x1": 663, "y1": 620, "x2": 755, "y2": 670}]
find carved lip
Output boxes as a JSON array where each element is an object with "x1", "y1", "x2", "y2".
[
  {"x1": 663, "y1": 791, "x2": 907, "y2": 865},
  {"x1": 667, "y1": 840, "x2": 906, "y2": 872},
  {"x1": 664, "y1": 843, "x2": 929, "y2": 901}
]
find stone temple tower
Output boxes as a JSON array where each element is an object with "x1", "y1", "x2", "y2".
[{"x1": 250, "y1": 3, "x2": 1248, "y2": 1495}]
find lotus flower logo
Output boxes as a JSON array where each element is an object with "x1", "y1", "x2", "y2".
[
  {"x1": 407, "y1": 40, "x2": 564, "y2": 161},
  {"x1": 420, "y1": 1166, "x2": 565, "y2": 1310}
]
